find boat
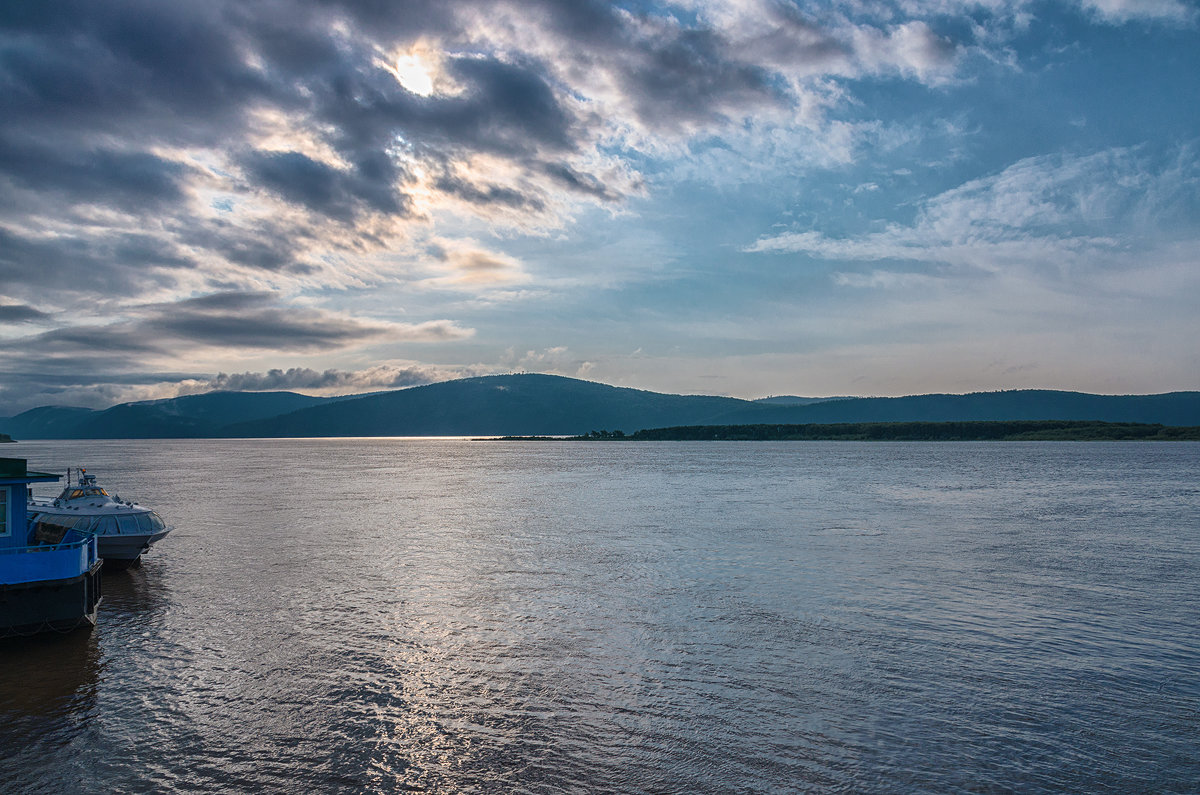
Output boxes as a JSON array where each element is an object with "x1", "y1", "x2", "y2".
[
  {"x1": 1, "y1": 457, "x2": 102, "y2": 638},
  {"x1": 28, "y1": 468, "x2": 172, "y2": 569}
]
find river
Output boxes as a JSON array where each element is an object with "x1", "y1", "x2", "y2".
[{"x1": 2, "y1": 439, "x2": 1197, "y2": 793}]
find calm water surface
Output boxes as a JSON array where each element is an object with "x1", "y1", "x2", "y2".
[{"x1": 1, "y1": 440, "x2": 1197, "y2": 793}]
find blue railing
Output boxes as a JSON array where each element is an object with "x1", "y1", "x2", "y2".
[{"x1": 0, "y1": 531, "x2": 99, "y2": 585}]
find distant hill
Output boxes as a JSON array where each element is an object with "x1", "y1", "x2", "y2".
[
  {"x1": 223, "y1": 374, "x2": 750, "y2": 437},
  {"x1": 0, "y1": 391, "x2": 328, "y2": 439},
  {"x1": 712, "y1": 390, "x2": 1200, "y2": 427},
  {"x1": 2, "y1": 376, "x2": 1199, "y2": 438},
  {"x1": 0, "y1": 406, "x2": 98, "y2": 440},
  {"x1": 753, "y1": 396, "x2": 856, "y2": 406},
  {"x1": 626, "y1": 421, "x2": 1200, "y2": 442},
  {"x1": 73, "y1": 391, "x2": 331, "y2": 438}
]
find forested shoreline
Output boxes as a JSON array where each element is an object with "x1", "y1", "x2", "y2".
[{"x1": 492, "y1": 420, "x2": 1200, "y2": 441}]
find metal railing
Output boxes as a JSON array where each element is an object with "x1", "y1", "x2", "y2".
[{"x1": 0, "y1": 531, "x2": 99, "y2": 584}]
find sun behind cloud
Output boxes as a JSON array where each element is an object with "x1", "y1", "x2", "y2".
[{"x1": 380, "y1": 43, "x2": 444, "y2": 97}]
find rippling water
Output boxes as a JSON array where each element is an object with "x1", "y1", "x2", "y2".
[{"x1": 2, "y1": 440, "x2": 1197, "y2": 793}]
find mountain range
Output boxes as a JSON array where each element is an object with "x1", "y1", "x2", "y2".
[{"x1": 2, "y1": 374, "x2": 1199, "y2": 439}]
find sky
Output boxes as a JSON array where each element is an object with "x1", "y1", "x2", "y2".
[{"x1": 1, "y1": 0, "x2": 1198, "y2": 412}]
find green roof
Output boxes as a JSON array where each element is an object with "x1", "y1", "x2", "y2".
[{"x1": 0, "y1": 457, "x2": 60, "y2": 481}]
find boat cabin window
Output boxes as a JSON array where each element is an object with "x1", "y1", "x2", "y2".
[
  {"x1": 32, "y1": 514, "x2": 76, "y2": 545},
  {"x1": 61, "y1": 487, "x2": 108, "y2": 499},
  {"x1": 134, "y1": 513, "x2": 165, "y2": 533},
  {"x1": 116, "y1": 515, "x2": 139, "y2": 535}
]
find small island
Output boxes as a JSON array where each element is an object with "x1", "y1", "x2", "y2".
[
  {"x1": 0, "y1": 433, "x2": 13, "y2": 443},
  {"x1": 496, "y1": 420, "x2": 1200, "y2": 442}
]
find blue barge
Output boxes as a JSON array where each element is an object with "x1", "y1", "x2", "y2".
[{"x1": 1, "y1": 458, "x2": 102, "y2": 638}]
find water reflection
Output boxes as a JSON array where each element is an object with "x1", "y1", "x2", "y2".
[
  {"x1": 0, "y1": 630, "x2": 102, "y2": 789},
  {"x1": 99, "y1": 563, "x2": 172, "y2": 622},
  {"x1": 0, "y1": 630, "x2": 100, "y2": 720}
]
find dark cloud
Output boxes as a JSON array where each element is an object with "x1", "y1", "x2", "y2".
[
  {"x1": 0, "y1": 303, "x2": 52, "y2": 323},
  {"x1": 0, "y1": 0, "x2": 636, "y2": 308},
  {"x1": 150, "y1": 312, "x2": 371, "y2": 350},
  {"x1": 0, "y1": 227, "x2": 194, "y2": 298},
  {"x1": 0, "y1": 288, "x2": 457, "y2": 410},
  {"x1": 0, "y1": 293, "x2": 403, "y2": 388},
  {"x1": 31, "y1": 326, "x2": 165, "y2": 356},
  {"x1": 0, "y1": 328, "x2": 172, "y2": 409},
  {"x1": 241, "y1": 149, "x2": 409, "y2": 220},
  {"x1": 141, "y1": 292, "x2": 395, "y2": 350},
  {"x1": 0, "y1": 0, "x2": 824, "y2": 303},
  {"x1": 167, "y1": 292, "x2": 277, "y2": 312},
  {"x1": 525, "y1": 0, "x2": 625, "y2": 42},
  {"x1": 301, "y1": 52, "x2": 578, "y2": 170},
  {"x1": 444, "y1": 56, "x2": 575, "y2": 152},
  {"x1": 0, "y1": 1, "x2": 271, "y2": 143},
  {"x1": 620, "y1": 28, "x2": 779, "y2": 128},
  {"x1": 0, "y1": 140, "x2": 192, "y2": 209},
  {"x1": 433, "y1": 174, "x2": 545, "y2": 211},
  {"x1": 173, "y1": 218, "x2": 329, "y2": 275},
  {"x1": 308, "y1": 0, "x2": 455, "y2": 39},
  {"x1": 541, "y1": 162, "x2": 623, "y2": 201}
]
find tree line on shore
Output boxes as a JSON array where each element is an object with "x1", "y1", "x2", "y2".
[{"x1": 534, "y1": 421, "x2": 1200, "y2": 441}]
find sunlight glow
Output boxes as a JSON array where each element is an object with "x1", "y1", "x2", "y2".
[{"x1": 388, "y1": 52, "x2": 436, "y2": 97}]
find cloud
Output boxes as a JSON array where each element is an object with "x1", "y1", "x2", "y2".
[
  {"x1": 0, "y1": 302, "x2": 52, "y2": 324},
  {"x1": 0, "y1": 292, "x2": 473, "y2": 392},
  {"x1": 0, "y1": 225, "x2": 196, "y2": 296},
  {"x1": 0, "y1": 0, "x2": 995, "y2": 318},
  {"x1": 893, "y1": 0, "x2": 1193, "y2": 26},
  {"x1": 0, "y1": 288, "x2": 476, "y2": 411},
  {"x1": 0, "y1": 361, "x2": 484, "y2": 414},
  {"x1": 849, "y1": 21, "x2": 959, "y2": 84},
  {"x1": 0, "y1": 371, "x2": 202, "y2": 414},
  {"x1": 2, "y1": 0, "x2": 1194, "y2": 409},
  {"x1": 137, "y1": 292, "x2": 473, "y2": 349},
  {"x1": 501, "y1": 344, "x2": 592, "y2": 378},
  {"x1": 831, "y1": 270, "x2": 938, "y2": 289},
  {"x1": 239, "y1": 149, "x2": 410, "y2": 222},
  {"x1": 202, "y1": 364, "x2": 453, "y2": 392},
  {"x1": 423, "y1": 238, "x2": 529, "y2": 286},
  {"x1": 0, "y1": 141, "x2": 193, "y2": 210},
  {"x1": 747, "y1": 146, "x2": 1199, "y2": 276},
  {"x1": 1078, "y1": 0, "x2": 1195, "y2": 23},
  {"x1": 432, "y1": 173, "x2": 544, "y2": 212}
]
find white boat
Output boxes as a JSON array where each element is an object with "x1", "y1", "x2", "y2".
[{"x1": 29, "y1": 468, "x2": 172, "y2": 569}]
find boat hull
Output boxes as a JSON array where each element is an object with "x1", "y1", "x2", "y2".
[
  {"x1": 0, "y1": 560, "x2": 103, "y2": 639},
  {"x1": 97, "y1": 529, "x2": 171, "y2": 567}
]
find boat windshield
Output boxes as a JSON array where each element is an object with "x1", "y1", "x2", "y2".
[
  {"x1": 59, "y1": 487, "x2": 108, "y2": 499},
  {"x1": 134, "y1": 512, "x2": 168, "y2": 533},
  {"x1": 31, "y1": 514, "x2": 77, "y2": 545}
]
